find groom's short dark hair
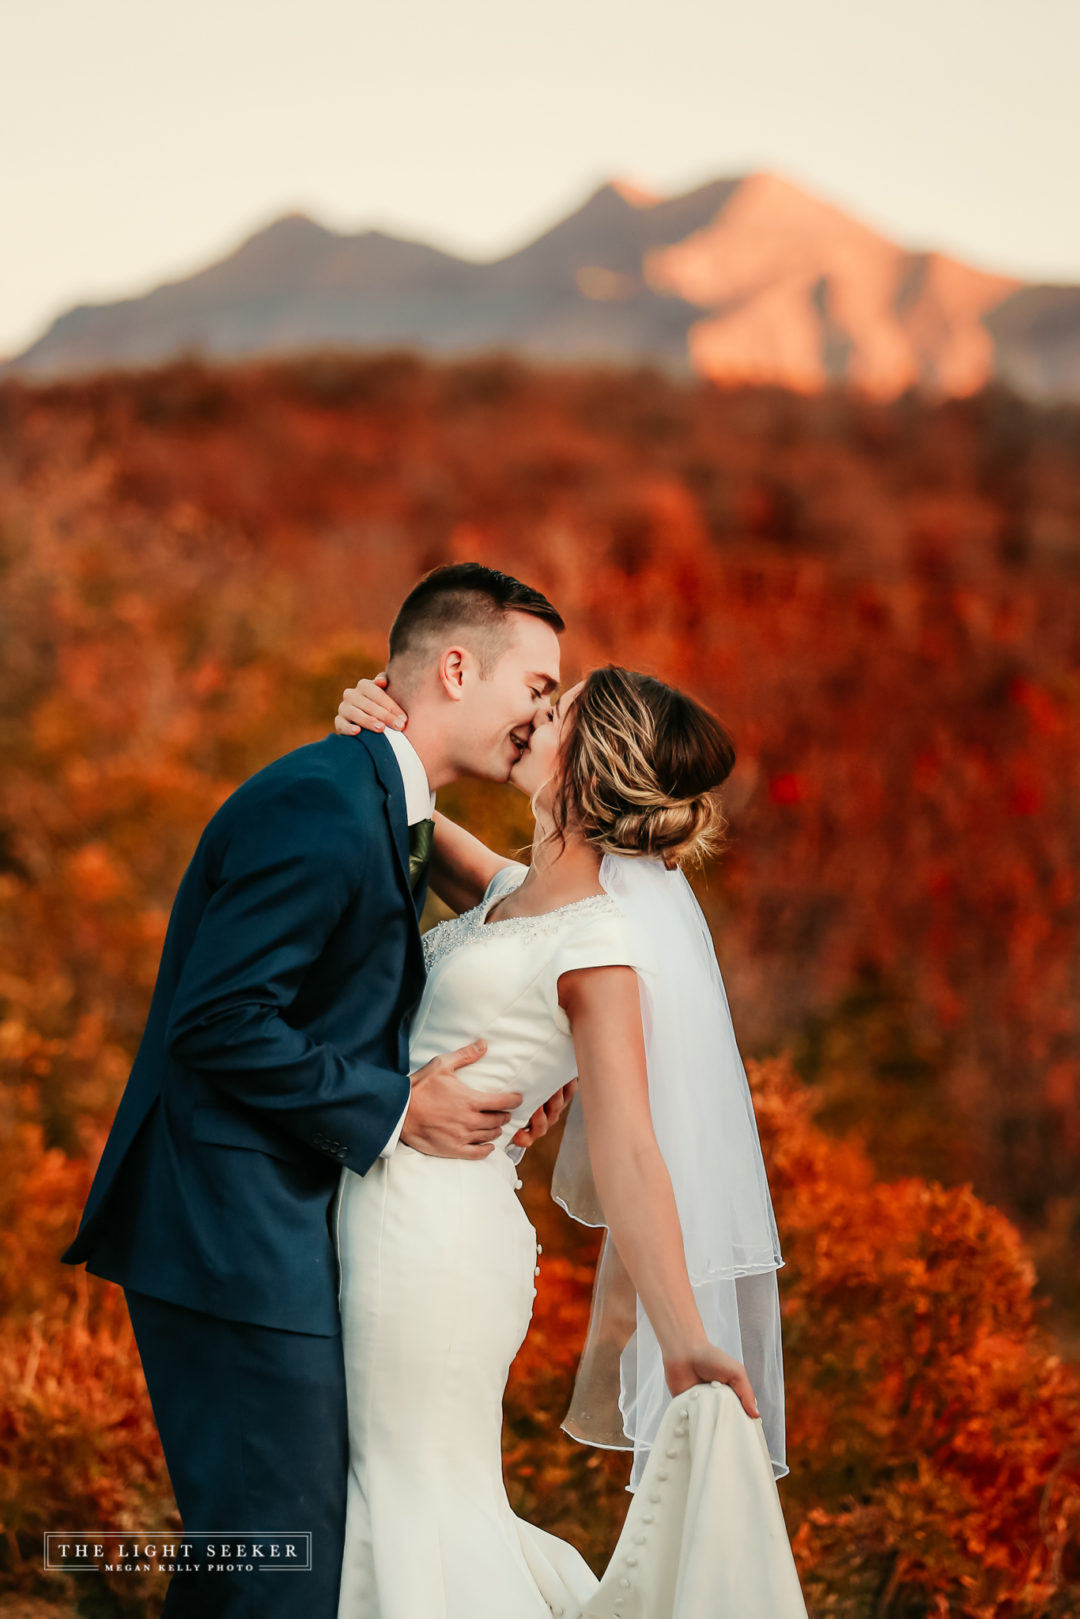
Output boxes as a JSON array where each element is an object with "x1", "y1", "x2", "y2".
[{"x1": 388, "y1": 563, "x2": 564, "y2": 678}]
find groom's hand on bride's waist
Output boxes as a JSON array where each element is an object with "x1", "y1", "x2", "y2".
[
  {"x1": 509, "y1": 1078, "x2": 578, "y2": 1151},
  {"x1": 401, "y1": 1040, "x2": 524, "y2": 1159}
]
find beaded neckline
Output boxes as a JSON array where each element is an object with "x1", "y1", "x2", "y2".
[
  {"x1": 479, "y1": 883, "x2": 610, "y2": 930},
  {"x1": 421, "y1": 877, "x2": 616, "y2": 972}
]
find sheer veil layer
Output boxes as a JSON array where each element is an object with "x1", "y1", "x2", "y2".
[{"x1": 551, "y1": 853, "x2": 788, "y2": 1493}]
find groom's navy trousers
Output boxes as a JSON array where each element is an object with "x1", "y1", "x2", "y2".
[
  {"x1": 123, "y1": 1287, "x2": 349, "y2": 1617},
  {"x1": 61, "y1": 731, "x2": 428, "y2": 1617}
]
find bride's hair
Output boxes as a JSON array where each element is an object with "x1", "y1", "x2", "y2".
[{"x1": 550, "y1": 666, "x2": 736, "y2": 869}]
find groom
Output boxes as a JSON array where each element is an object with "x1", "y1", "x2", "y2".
[{"x1": 62, "y1": 563, "x2": 568, "y2": 1617}]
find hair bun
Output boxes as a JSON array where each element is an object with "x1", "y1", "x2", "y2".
[{"x1": 610, "y1": 792, "x2": 727, "y2": 870}]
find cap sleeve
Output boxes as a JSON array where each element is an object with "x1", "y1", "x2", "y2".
[
  {"x1": 549, "y1": 903, "x2": 654, "y2": 1028},
  {"x1": 483, "y1": 860, "x2": 529, "y2": 905}
]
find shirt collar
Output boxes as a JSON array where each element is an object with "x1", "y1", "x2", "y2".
[{"x1": 381, "y1": 727, "x2": 436, "y2": 825}]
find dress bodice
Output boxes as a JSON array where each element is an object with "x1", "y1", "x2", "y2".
[{"x1": 409, "y1": 862, "x2": 643, "y2": 1154}]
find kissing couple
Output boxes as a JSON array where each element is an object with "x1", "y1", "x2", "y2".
[{"x1": 63, "y1": 563, "x2": 808, "y2": 1617}]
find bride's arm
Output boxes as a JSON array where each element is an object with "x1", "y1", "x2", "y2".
[
  {"x1": 559, "y1": 963, "x2": 761, "y2": 1417},
  {"x1": 429, "y1": 811, "x2": 515, "y2": 915},
  {"x1": 335, "y1": 677, "x2": 517, "y2": 912}
]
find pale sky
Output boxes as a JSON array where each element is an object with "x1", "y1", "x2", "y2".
[{"x1": 1, "y1": 0, "x2": 1075, "y2": 359}]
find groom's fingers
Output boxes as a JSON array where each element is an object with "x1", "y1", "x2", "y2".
[
  {"x1": 468, "y1": 1093, "x2": 523, "y2": 1136},
  {"x1": 445, "y1": 1039, "x2": 489, "y2": 1070},
  {"x1": 513, "y1": 1106, "x2": 547, "y2": 1145}
]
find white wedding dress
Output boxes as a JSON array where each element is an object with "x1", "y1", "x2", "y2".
[{"x1": 333, "y1": 862, "x2": 807, "y2": 1619}]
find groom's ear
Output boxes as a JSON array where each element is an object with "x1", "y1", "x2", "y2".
[{"x1": 436, "y1": 646, "x2": 469, "y2": 701}]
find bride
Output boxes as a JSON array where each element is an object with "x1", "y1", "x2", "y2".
[{"x1": 331, "y1": 664, "x2": 807, "y2": 1619}]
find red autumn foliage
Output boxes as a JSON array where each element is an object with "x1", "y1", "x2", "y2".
[{"x1": 0, "y1": 354, "x2": 1078, "y2": 1614}]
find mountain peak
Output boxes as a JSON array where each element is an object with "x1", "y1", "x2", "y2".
[
  {"x1": 610, "y1": 177, "x2": 661, "y2": 209},
  {"x1": 240, "y1": 211, "x2": 338, "y2": 248}
]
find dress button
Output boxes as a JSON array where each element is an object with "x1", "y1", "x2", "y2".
[
  {"x1": 619, "y1": 1576, "x2": 631, "y2": 1588},
  {"x1": 536, "y1": 1243, "x2": 543, "y2": 1254},
  {"x1": 625, "y1": 1556, "x2": 638, "y2": 1567},
  {"x1": 534, "y1": 1266, "x2": 541, "y2": 1276},
  {"x1": 648, "y1": 1492, "x2": 661, "y2": 1504},
  {"x1": 514, "y1": 1178, "x2": 523, "y2": 1190},
  {"x1": 633, "y1": 1533, "x2": 646, "y2": 1546},
  {"x1": 657, "y1": 1468, "x2": 668, "y2": 1481}
]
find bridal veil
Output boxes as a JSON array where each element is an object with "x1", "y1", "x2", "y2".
[{"x1": 550, "y1": 852, "x2": 788, "y2": 1493}]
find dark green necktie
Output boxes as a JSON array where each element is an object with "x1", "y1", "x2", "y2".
[{"x1": 408, "y1": 817, "x2": 435, "y2": 893}]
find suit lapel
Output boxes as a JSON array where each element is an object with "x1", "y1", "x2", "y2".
[
  {"x1": 364, "y1": 733, "x2": 426, "y2": 970},
  {"x1": 367, "y1": 733, "x2": 413, "y2": 895}
]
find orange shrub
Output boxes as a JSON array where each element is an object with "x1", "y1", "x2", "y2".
[{"x1": 506, "y1": 1056, "x2": 1080, "y2": 1615}]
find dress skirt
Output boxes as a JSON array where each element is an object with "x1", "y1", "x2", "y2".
[
  {"x1": 334, "y1": 1142, "x2": 808, "y2": 1619},
  {"x1": 333, "y1": 1142, "x2": 600, "y2": 1619}
]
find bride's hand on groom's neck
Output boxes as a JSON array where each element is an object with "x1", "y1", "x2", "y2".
[{"x1": 336, "y1": 672, "x2": 409, "y2": 735}]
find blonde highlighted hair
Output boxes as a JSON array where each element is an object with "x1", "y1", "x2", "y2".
[{"x1": 550, "y1": 666, "x2": 736, "y2": 870}]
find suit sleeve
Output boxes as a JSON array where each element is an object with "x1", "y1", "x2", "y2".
[
  {"x1": 378, "y1": 1092, "x2": 411, "y2": 1158},
  {"x1": 165, "y1": 774, "x2": 411, "y2": 1174}
]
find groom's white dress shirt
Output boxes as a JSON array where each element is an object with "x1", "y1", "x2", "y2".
[{"x1": 377, "y1": 726, "x2": 436, "y2": 1157}]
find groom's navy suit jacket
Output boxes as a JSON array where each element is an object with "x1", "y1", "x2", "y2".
[{"x1": 61, "y1": 730, "x2": 427, "y2": 1337}]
